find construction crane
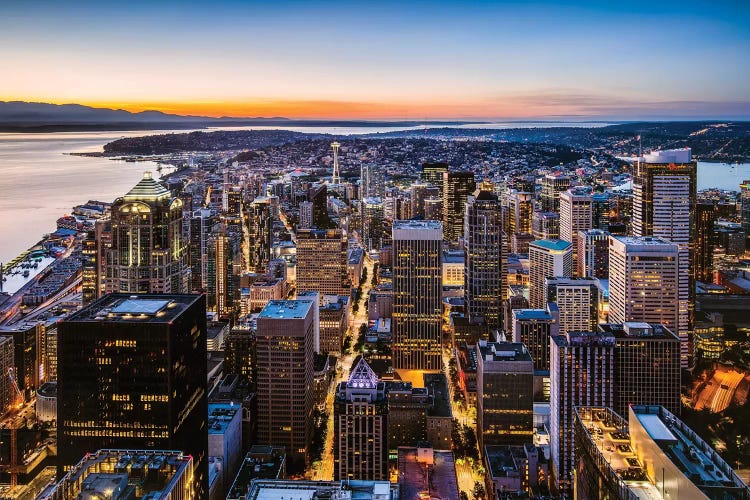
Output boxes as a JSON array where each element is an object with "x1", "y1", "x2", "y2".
[{"x1": 7, "y1": 368, "x2": 23, "y2": 409}]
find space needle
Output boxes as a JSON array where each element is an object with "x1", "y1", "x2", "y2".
[{"x1": 331, "y1": 141, "x2": 341, "y2": 184}]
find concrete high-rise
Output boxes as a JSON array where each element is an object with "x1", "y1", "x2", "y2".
[
  {"x1": 506, "y1": 190, "x2": 533, "y2": 237},
  {"x1": 599, "y1": 322, "x2": 682, "y2": 416},
  {"x1": 360, "y1": 164, "x2": 385, "y2": 199},
  {"x1": 545, "y1": 277, "x2": 598, "y2": 335},
  {"x1": 392, "y1": 220, "x2": 443, "y2": 371},
  {"x1": 442, "y1": 171, "x2": 476, "y2": 241},
  {"x1": 105, "y1": 172, "x2": 190, "y2": 294},
  {"x1": 539, "y1": 173, "x2": 570, "y2": 213},
  {"x1": 296, "y1": 228, "x2": 351, "y2": 302},
  {"x1": 464, "y1": 180, "x2": 504, "y2": 330},
  {"x1": 559, "y1": 187, "x2": 592, "y2": 274},
  {"x1": 577, "y1": 229, "x2": 609, "y2": 278},
  {"x1": 410, "y1": 182, "x2": 440, "y2": 220},
  {"x1": 608, "y1": 236, "x2": 681, "y2": 349},
  {"x1": 476, "y1": 342, "x2": 534, "y2": 448},
  {"x1": 632, "y1": 149, "x2": 696, "y2": 366},
  {"x1": 333, "y1": 357, "x2": 388, "y2": 481},
  {"x1": 528, "y1": 240, "x2": 572, "y2": 308},
  {"x1": 57, "y1": 294, "x2": 208, "y2": 495},
  {"x1": 550, "y1": 330, "x2": 615, "y2": 495},
  {"x1": 531, "y1": 211, "x2": 559, "y2": 240},
  {"x1": 255, "y1": 299, "x2": 315, "y2": 469}
]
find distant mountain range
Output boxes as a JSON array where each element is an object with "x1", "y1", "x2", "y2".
[{"x1": 0, "y1": 101, "x2": 470, "y2": 132}]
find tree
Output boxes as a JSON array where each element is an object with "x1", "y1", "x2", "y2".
[
  {"x1": 371, "y1": 263, "x2": 379, "y2": 285},
  {"x1": 354, "y1": 324, "x2": 367, "y2": 352},
  {"x1": 472, "y1": 481, "x2": 486, "y2": 499},
  {"x1": 460, "y1": 492, "x2": 469, "y2": 500},
  {"x1": 361, "y1": 267, "x2": 369, "y2": 284}
]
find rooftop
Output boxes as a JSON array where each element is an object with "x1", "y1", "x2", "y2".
[
  {"x1": 530, "y1": 239, "x2": 572, "y2": 252},
  {"x1": 598, "y1": 322, "x2": 679, "y2": 341},
  {"x1": 641, "y1": 148, "x2": 692, "y2": 164},
  {"x1": 65, "y1": 293, "x2": 203, "y2": 323},
  {"x1": 208, "y1": 403, "x2": 241, "y2": 434},
  {"x1": 398, "y1": 448, "x2": 458, "y2": 500},
  {"x1": 611, "y1": 235, "x2": 678, "y2": 250},
  {"x1": 392, "y1": 219, "x2": 442, "y2": 230},
  {"x1": 122, "y1": 171, "x2": 171, "y2": 202},
  {"x1": 245, "y1": 479, "x2": 398, "y2": 499},
  {"x1": 37, "y1": 382, "x2": 57, "y2": 399},
  {"x1": 477, "y1": 341, "x2": 533, "y2": 362},
  {"x1": 513, "y1": 309, "x2": 554, "y2": 321},
  {"x1": 552, "y1": 330, "x2": 616, "y2": 348},
  {"x1": 258, "y1": 299, "x2": 314, "y2": 320},
  {"x1": 226, "y1": 446, "x2": 286, "y2": 500}
]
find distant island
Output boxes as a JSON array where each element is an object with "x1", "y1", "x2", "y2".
[{"x1": 97, "y1": 121, "x2": 750, "y2": 163}]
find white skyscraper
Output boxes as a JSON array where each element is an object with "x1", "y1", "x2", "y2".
[
  {"x1": 608, "y1": 236, "x2": 680, "y2": 335},
  {"x1": 528, "y1": 240, "x2": 573, "y2": 309},
  {"x1": 559, "y1": 187, "x2": 592, "y2": 275},
  {"x1": 545, "y1": 277, "x2": 599, "y2": 335}
]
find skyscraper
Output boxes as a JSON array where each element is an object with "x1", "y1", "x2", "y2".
[
  {"x1": 247, "y1": 196, "x2": 274, "y2": 273},
  {"x1": 361, "y1": 197, "x2": 385, "y2": 252},
  {"x1": 695, "y1": 202, "x2": 715, "y2": 283},
  {"x1": 591, "y1": 192, "x2": 611, "y2": 231},
  {"x1": 539, "y1": 173, "x2": 570, "y2": 213},
  {"x1": 333, "y1": 357, "x2": 388, "y2": 480},
  {"x1": 296, "y1": 228, "x2": 351, "y2": 302},
  {"x1": 392, "y1": 220, "x2": 443, "y2": 371},
  {"x1": 57, "y1": 294, "x2": 208, "y2": 494},
  {"x1": 545, "y1": 277, "x2": 598, "y2": 335},
  {"x1": 360, "y1": 163, "x2": 386, "y2": 199},
  {"x1": 559, "y1": 187, "x2": 592, "y2": 274},
  {"x1": 421, "y1": 162, "x2": 449, "y2": 195},
  {"x1": 464, "y1": 180, "x2": 504, "y2": 330},
  {"x1": 741, "y1": 180, "x2": 750, "y2": 249},
  {"x1": 255, "y1": 299, "x2": 315, "y2": 469},
  {"x1": 476, "y1": 341, "x2": 534, "y2": 448},
  {"x1": 550, "y1": 330, "x2": 615, "y2": 494},
  {"x1": 531, "y1": 211, "x2": 560, "y2": 240},
  {"x1": 511, "y1": 308, "x2": 559, "y2": 373},
  {"x1": 506, "y1": 190, "x2": 533, "y2": 237},
  {"x1": 528, "y1": 239, "x2": 572, "y2": 308},
  {"x1": 608, "y1": 236, "x2": 681, "y2": 347},
  {"x1": 189, "y1": 208, "x2": 217, "y2": 291},
  {"x1": 410, "y1": 182, "x2": 440, "y2": 220},
  {"x1": 599, "y1": 322, "x2": 682, "y2": 416},
  {"x1": 105, "y1": 172, "x2": 190, "y2": 294},
  {"x1": 577, "y1": 229, "x2": 609, "y2": 279},
  {"x1": 442, "y1": 171, "x2": 476, "y2": 241},
  {"x1": 632, "y1": 148, "x2": 696, "y2": 366}
]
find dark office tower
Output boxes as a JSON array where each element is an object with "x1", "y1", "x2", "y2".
[
  {"x1": 256, "y1": 300, "x2": 315, "y2": 469},
  {"x1": 57, "y1": 294, "x2": 208, "y2": 495},
  {"x1": 308, "y1": 184, "x2": 330, "y2": 228},
  {"x1": 81, "y1": 229, "x2": 99, "y2": 305},
  {"x1": 545, "y1": 277, "x2": 598, "y2": 336},
  {"x1": 577, "y1": 229, "x2": 609, "y2": 279},
  {"x1": 464, "y1": 180, "x2": 504, "y2": 330},
  {"x1": 695, "y1": 202, "x2": 715, "y2": 283},
  {"x1": 591, "y1": 192, "x2": 611, "y2": 231},
  {"x1": 599, "y1": 322, "x2": 681, "y2": 417},
  {"x1": 189, "y1": 208, "x2": 217, "y2": 291},
  {"x1": 105, "y1": 172, "x2": 190, "y2": 294},
  {"x1": 531, "y1": 211, "x2": 559, "y2": 240},
  {"x1": 206, "y1": 223, "x2": 238, "y2": 320},
  {"x1": 476, "y1": 342, "x2": 534, "y2": 448},
  {"x1": 247, "y1": 196, "x2": 273, "y2": 273},
  {"x1": 550, "y1": 330, "x2": 615, "y2": 495},
  {"x1": 511, "y1": 308, "x2": 558, "y2": 372},
  {"x1": 442, "y1": 171, "x2": 476, "y2": 241},
  {"x1": 296, "y1": 228, "x2": 351, "y2": 302},
  {"x1": 361, "y1": 197, "x2": 386, "y2": 252},
  {"x1": 225, "y1": 187, "x2": 243, "y2": 217},
  {"x1": 421, "y1": 162, "x2": 449, "y2": 196},
  {"x1": 224, "y1": 326, "x2": 255, "y2": 380},
  {"x1": 410, "y1": 182, "x2": 440, "y2": 219},
  {"x1": 742, "y1": 180, "x2": 750, "y2": 248},
  {"x1": 392, "y1": 220, "x2": 443, "y2": 371},
  {"x1": 632, "y1": 149, "x2": 696, "y2": 367},
  {"x1": 539, "y1": 173, "x2": 570, "y2": 213},
  {"x1": 333, "y1": 357, "x2": 388, "y2": 481}
]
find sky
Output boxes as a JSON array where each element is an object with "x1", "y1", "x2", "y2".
[{"x1": 1, "y1": 0, "x2": 749, "y2": 120}]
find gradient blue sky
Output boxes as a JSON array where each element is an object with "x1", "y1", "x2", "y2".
[{"x1": 1, "y1": 0, "x2": 749, "y2": 119}]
